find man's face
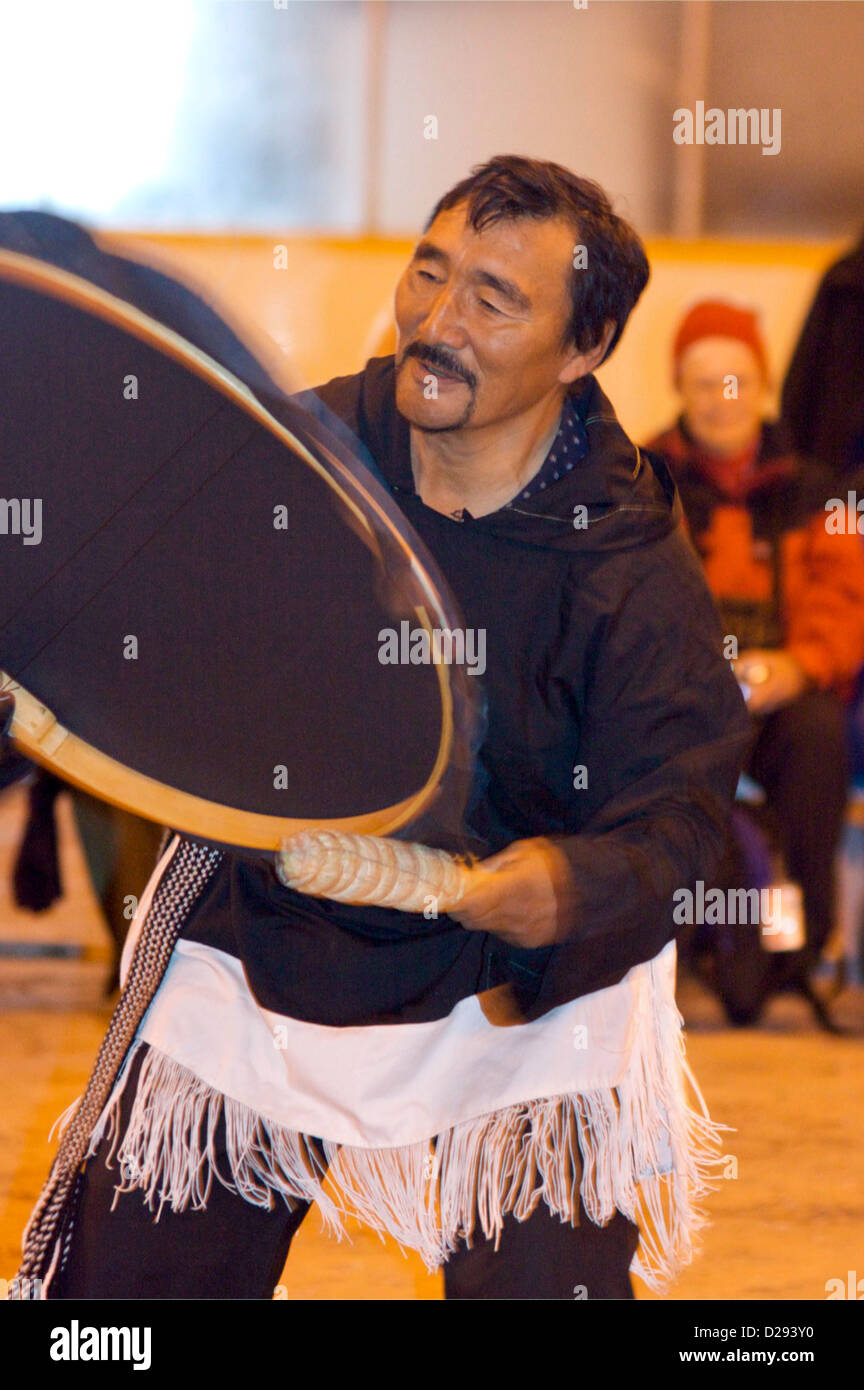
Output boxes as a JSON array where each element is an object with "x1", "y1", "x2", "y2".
[
  {"x1": 677, "y1": 337, "x2": 766, "y2": 457},
  {"x1": 393, "y1": 202, "x2": 600, "y2": 432}
]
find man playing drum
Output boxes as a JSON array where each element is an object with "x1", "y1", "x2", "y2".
[{"x1": 13, "y1": 156, "x2": 749, "y2": 1300}]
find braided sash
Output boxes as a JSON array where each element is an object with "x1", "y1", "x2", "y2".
[{"x1": 11, "y1": 835, "x2": 223, "y2": 1294}]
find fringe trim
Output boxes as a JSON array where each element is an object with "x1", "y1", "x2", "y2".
[{"x1": 65, "y1": 952, "x2": 730, "y2": 1294}]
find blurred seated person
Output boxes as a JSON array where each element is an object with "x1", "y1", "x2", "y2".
[{"x1": 645, "y1": 299, "x2": 864, "y2": 970}]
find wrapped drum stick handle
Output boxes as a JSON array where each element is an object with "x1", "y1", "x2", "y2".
[{"x1": 275, "y1": 829, "x2": 475, "y2": 912}]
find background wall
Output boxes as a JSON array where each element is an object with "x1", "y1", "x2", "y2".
[
  {"x1": 375, "y1": 0, "x2": 678, "y2": 235},
  {"x1": 2, "y1": 1, "x2": 862, "y2": 241},
  {"x1": 705, "y1": 1, "x2": 864, "y2": 236}
]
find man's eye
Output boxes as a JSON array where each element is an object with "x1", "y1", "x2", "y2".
[
  {"x1": 417, "y1": 269, "x2": 440, "y2": 282},
  {"x1": 480, "y1": 299, "x2": 503, "y2": 315}
]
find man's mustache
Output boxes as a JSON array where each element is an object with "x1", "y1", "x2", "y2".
[{"x1": 402, "y1": 343, "x2": 475, "y2": 388}]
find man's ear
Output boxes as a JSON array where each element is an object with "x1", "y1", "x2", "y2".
[{"x1": 558, "y1": 318, "x2": 617, "y2": 385}]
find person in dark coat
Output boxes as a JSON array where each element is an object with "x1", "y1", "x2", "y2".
[
  {"x1": 781, "y1": 232, "x2": 864, "y2": 486},
  {"x1": 781, "y1": 237, "x2": 864, "y2": 986},
  {"x1": 9, "y1": 162, "x2": 750, "y2": 1301}
]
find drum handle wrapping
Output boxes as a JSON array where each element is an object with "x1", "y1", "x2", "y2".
[{"x1": 276, "y1": 829, "x2": 475, "y2": 913}]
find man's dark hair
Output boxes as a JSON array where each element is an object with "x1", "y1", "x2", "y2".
[{"x1": 423, "y1": 154, "x2": 649, "y2": 365}]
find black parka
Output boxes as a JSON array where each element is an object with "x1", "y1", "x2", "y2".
[{"x1": 301, "y1": 356, "x2": 752, "y2": 1018}]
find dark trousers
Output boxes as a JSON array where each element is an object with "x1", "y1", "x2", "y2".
[
  {"x1": 748, "y1": 689, "x2": 849, "y2": 956},
  {"x1": 47, "y1": 1046, "x2": 639, "y2": 1301}
]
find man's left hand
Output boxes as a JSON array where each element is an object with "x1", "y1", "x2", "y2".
[{"x1": 450, "y1": 837, "x2": 577, "y2": 948}]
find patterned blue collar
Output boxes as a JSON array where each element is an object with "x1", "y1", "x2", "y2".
[{"x1": 505, "y1": 394, "x2": 588, "y2": 507}]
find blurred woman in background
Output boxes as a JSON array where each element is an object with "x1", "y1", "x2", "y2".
[{"x1": 645, "y1": 300, "x2": 864, "y2": 976}]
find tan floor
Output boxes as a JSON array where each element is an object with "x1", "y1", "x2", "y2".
[{"x1": 1, "y1": 782, "x2": 862, "y2": 1300}]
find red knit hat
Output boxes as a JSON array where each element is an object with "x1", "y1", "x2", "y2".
[{"x1": 673, "y1": 300, "x2": 769, "y2": 378}]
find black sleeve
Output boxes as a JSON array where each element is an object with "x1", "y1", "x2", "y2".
[
  {"x1": 781, "y1": 272, "x2": 864, "y2": 476},
  {"x1": 781, "y1": 279, "x2": 831, "y2": 458},
  {"x1": 525, "y1": 536, "x2": 751, "y2": 1017}
]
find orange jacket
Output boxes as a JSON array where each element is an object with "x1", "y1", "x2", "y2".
[{"x1": 645, "y1": 419, "x2": 864, "y2": 695}]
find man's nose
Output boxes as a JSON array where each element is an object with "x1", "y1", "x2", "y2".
[{"x1": 418, "y1": 282, "x2": 467, "y2": 346}]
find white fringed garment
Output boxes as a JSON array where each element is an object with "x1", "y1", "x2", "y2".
[{"x1": 65, "y1": 916, "x2": 729, "y2": 1293}]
